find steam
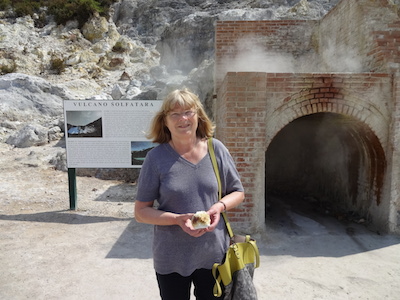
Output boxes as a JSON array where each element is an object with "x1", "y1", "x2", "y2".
[
  {"x1": 221, "y1": 36, "x2": 364, "y2": 74},
  {"x1": 320, "y1": 41, "x2": 363, "y2": 73},
  {"x1": 223, "y1": 37, "x2": 295, "y2": 73}
]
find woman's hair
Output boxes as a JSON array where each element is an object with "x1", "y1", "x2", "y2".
[{"x1": 147, "y1": 89, "x2": 215, "y2": 143}]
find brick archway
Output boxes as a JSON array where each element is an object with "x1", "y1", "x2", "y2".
[
  {"x1": 215, "y1": 72, "x2": 395, "y2": 233},
  {"x1": 265, "y1": 76, "x2": 390, "y2": 152}
]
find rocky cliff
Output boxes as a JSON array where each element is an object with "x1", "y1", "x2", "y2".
[{"x1": 0, "y1": 0, "x2": 340, "y2": 179}]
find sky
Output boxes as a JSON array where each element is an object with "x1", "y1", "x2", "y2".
[{"x1": 66, "y1": 111, "x2": 102, "y2": 126}]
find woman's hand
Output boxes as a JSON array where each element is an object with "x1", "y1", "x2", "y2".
[
  {"x1": 205, "y1": 202, "x2": 223, "y2": 232},
  {"x1": 176, "y1": 213, "x2": 208, "y2": 237},
  {"x1": 205, "y1": 191, "x2": 245, "y2": 233}
]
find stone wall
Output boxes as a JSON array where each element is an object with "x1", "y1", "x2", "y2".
[
  {"x1": 389, "y1": 77, "x2": 400, "y2": 233},
  {"x1": 317, "y1": 0, "x2": 400, "y2": 73}
]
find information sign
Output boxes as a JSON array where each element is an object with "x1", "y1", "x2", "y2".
[{"x1": 63, "y1": 100, "x2": 162, "y2": 168}]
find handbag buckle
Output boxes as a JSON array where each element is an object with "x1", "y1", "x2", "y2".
[{"x1": 232, "y1": 244, "x2": 241, "y2": 259}]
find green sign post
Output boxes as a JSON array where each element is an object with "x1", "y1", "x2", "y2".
[{"x1": 68, "y1": 168, "x2": 77, "y2": 210}]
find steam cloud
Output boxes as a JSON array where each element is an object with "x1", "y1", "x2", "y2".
[
  {"x1": 225, "y1": 39, "x2": 295, "y2": 73},
  {"x1": 222, "y1": 36, "x2": 364, "y2": 74}
]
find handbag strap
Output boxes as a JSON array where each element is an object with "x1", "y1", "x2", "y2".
[{"x1": 208, "y1": 137, "x2": 235, "y2": 239}]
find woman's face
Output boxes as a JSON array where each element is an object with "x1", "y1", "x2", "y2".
[{"x1": 165, "y1": 104, "x2": 198, "y2": 140}]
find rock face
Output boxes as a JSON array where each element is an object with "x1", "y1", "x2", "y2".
[
  {"x1": 0, "y1": 73, "x2": 67, "y2": 146},
  {"x1": 0, "y1": 1, "x2": 340, "y2": 102},
  {"x1": 0, "y1": 73, "x2": 66, "y2": 117},
  {"x1": 6, "y1": 124, "x2": 49, "y2": 148},
  {"x1": 0, "y1": 0, "x2": 341, "y2": 179}
]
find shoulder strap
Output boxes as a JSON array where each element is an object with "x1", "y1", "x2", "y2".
[
  {"x1": 208, "y1": 138, "x2": 234, "y2": 239},
  {"x1": 208, "y1": 137, "x2": 222, "y2": 200}
]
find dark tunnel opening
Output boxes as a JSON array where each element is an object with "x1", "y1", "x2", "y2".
[{"x1": 265, "y1": 112, "x2": 386, "y2": 227}]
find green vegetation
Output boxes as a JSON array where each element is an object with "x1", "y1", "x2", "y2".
[
  {"x1": 0, "y1": 61, "x2": 17, "y2": 75},
  {"x1": 112, "y1": 41, "x2": 127, "y2": 53},
  {"x1": 0, "y1": 0, "x2": 11, "y2": 11},
  {"x1": 0, "y1": 0, "x2": 117, "y2": 28},
  {"x1": 50, "y1": 57, "x2": 66, "y2": 75}
]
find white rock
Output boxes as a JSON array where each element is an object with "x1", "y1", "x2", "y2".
[
  {"x1": 6, "y1": 124, "x2": 49, "y2": 148},
  {"x1": 65, "y1": 53, "x2": 81, "y2": 65},
  {"x1": 81, "y1": 14, "x2": 109, "y2": 43},
  {"x1": 111, "y1": 84, "x2": 125, "y2": 100},
  {"x1": 125, "y1": 86, "x2": 141, "y2": 99}
]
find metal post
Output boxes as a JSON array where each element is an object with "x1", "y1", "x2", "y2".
[{"x1": 68, "y1": 168, "x2": 77, "y2": 210}]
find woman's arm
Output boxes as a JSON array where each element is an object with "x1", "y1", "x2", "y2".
[
  {"x1": 135, "y1": 200, "x2": 178, "y2": 225},
  {"x1": 218, "y1": 190, "x2": 245, "y2": 212}
]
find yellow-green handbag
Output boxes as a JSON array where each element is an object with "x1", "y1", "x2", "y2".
[{"x1": 208, "y1": 138, "x2": 260, "y2": 299}]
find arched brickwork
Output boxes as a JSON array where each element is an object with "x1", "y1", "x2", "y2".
[
  {"x1": 215, "y1": 72, "x2": 395, "y2": 233},
  {"x1": 266, "y1": 88, "x2": 389, "y2": 153}
]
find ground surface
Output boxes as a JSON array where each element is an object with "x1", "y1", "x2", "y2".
[{"x1": 1, "y1": 142, "x2": 400, "y2": 299}]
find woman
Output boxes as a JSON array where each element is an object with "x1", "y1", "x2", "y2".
[{"x1": 135, "y1": 89, "x2": 244, "y2": 300}]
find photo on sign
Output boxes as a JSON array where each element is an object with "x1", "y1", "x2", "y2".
[
  {"x1": 66, "y1": 110, "x2": 103, "y2": 138},
  {"x1": 131, "y1": 141, "x2": 158, "y2": 165}
]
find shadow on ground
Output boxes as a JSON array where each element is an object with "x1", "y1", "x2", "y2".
[
  {"x1": 0, "y1": 210, "x2": 131, "y2": 224},
  {"x1": 106, "y1": 220, "x2": 153, "y2": 259}
]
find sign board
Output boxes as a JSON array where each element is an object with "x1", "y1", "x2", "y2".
[{"x1": 63, "y1": 100, "x2": 162, "y2": 168}]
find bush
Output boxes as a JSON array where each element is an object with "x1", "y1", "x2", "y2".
[
  {"x1": 13, "y1": 0, "x2": 41, "y2": 17},
  {"x1": 0, "y1": 0, "x2": 11, "y2": 11},
  {"x1": 47, "y1": 0, "x2": 104, "y2": 28},
  {"x1": 0, "y1": 62, "x2": 16, "y2": 75},
  {"x1": 2, "y1": 0, "x2": 118, "y2": 28},
  {"x1": 50, "y1": 57, "x2": 66, "y2": 75}
]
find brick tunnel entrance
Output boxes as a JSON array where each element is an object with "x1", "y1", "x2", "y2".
[
  {"x1": 265, "y1": 112, "x2": 386, "y2": 225},
  {"x1": 214, "y1": 71, "x2": 397, "y2": 232}
]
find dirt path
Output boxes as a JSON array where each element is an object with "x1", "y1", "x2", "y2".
[{"x1": 1, "y1": 142, "x2": 400, "y2": 299}]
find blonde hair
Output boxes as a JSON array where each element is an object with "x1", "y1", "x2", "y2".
[{"x1": 147, "y1": 89, "x2": 215, "y2": 143}]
